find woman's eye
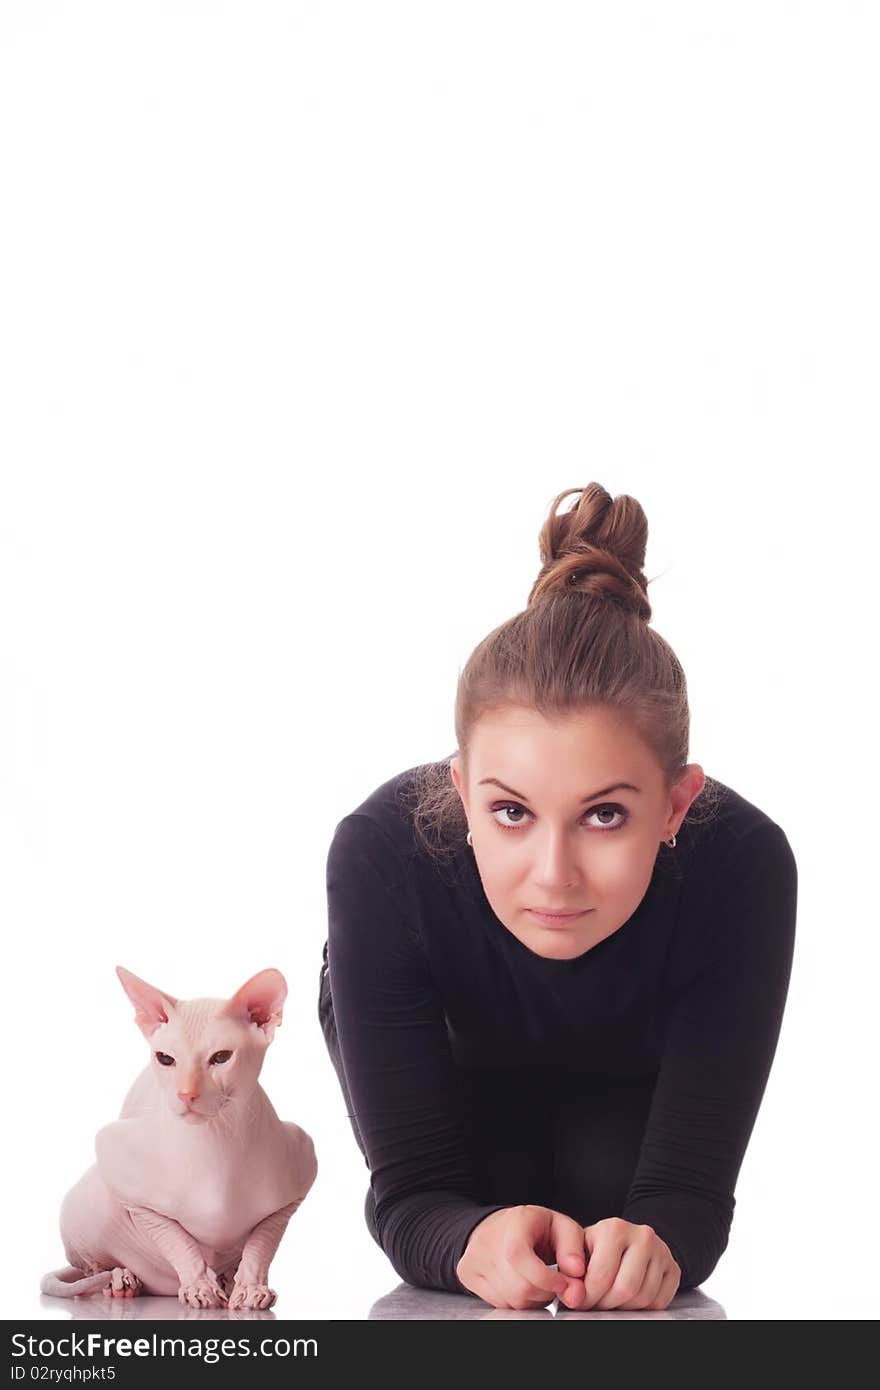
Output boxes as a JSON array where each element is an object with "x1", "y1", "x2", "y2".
[
  {"x1": 589, "y1": 805, "x2": 627, "y2": 830},
  {"x1": 490, "y1": 803, "x2": 628, "y2": 832},
  {"x1": 155, "y1": 1052, "x2": 175, "y2": 1066},
  {"x1": 209, "y1": 1050, "x2": 233, "y2": 1065}
]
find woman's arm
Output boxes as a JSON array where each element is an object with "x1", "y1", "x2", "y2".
[
  {"x1": 621, "y1": 820, "x2": 798, "y2": 1288},
  {"x1": 325, "y1": 812, "x2": 509, "y2": 1294}
]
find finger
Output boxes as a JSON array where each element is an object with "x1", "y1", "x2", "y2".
[
  {"x1": 557, "y1": 1277, "x2": 587, "y2": 1311},
  {"x1": 489, "y1": 1246, "x2": 567, "y2": 1309},
  {"x1": 582, "y1": 1224, "x2": 626, "y2": 1309},
  {"x1": 545, "y1": 1210, "x2": 587, "y2": 1307},
  {"x1": 518, "y1": 1214, "x2": 581, "y2": 1301},
  {"x1": 638, "y1": 1264, "x2": 681, "y2": 1312},
  {"x1": 618, "y1": 1257, "x2": 663, "y2": 1310},
  {"x1": 508, "y1": 1248, "x2": 568, "y2": 1304},
  {"x1": 549, "y1": 1210, "x2": 587, "y2": 1280},
  {"x1": 648, "y1": 1266, "x2": 680, "y2": 1310},
  {"x1": 593, "y1": 1241, "x2": 650, "y2": 1311}
]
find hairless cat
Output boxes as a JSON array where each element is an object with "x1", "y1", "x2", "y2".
[{"x1": 41, "y1": 965, "x2": 317, "y2": 1310}]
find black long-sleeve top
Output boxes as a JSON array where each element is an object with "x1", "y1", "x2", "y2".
[{"x1": 323, "y1": 764, "x2": 797, "y2": 1294}]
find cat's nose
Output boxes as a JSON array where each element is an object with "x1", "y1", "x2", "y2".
[{"x1": 177, "y1": 1090, "x2": 199, "y2": 1104}]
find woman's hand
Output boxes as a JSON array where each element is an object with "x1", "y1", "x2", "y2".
[
  {"x1": 456, "y1": 1204, "x2": 589, "y2": 1310},
  {"x1": 581, "y1": 1217, "x2": 681, "y2": 1310}
]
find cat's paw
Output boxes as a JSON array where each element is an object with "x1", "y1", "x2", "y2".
[
  {"x1": 102, "y1": 1268, "x2": 142, "y2": 1299},
  {"x1": 178, "y1": 1268, "x2": 229, "y2": 1309},
  {"x1": 228, "y1": 1281, "x2": 277, "y2": 1310}
]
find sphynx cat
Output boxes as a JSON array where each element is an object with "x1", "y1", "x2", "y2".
[{"x1": 41, "y1": 965, "x2": 317, "y2": 1309}]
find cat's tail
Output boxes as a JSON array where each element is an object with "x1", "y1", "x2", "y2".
[{"x1": 40, "y1": 1266, "x2": 111, "y2": 1298}]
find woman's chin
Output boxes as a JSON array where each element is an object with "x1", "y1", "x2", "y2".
[{"x1": 519, "y1": 931, "x2": 593, "y2": 961}]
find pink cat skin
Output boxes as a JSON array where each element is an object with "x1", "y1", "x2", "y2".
[{"x1": 41, "y1": 965, "x2": 317, "y2": 1309}]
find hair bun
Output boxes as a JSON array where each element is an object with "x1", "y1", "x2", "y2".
[{"x1": 527, "y1": 483, "x2": 652, "y2": 621}]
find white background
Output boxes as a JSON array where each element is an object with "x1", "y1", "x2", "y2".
[{"x1": 1, "y1": 1, "x2": 877, "y2": 1321}]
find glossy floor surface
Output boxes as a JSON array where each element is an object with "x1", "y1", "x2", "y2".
[{"x1": 33, "y1": 1282, "x2": 724, "y2": 1322}]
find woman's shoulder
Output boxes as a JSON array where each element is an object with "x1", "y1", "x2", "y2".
[
  {"x1": 325, "y1": 763, "x2": 469, "y2": 930},
  {"x1": 678, "y1": 773, "x2": 795, "y2": 877},
  {"x1": 664, "y1": 776, "x2": 797, "y2": 991},
  {"x1": 326, "y1": 761, "x2": 450, "y2": 874}
]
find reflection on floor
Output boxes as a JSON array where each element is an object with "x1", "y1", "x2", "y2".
[
  {"x1": 369, "y1": 1284, "x2": 725, "y2": 1320},
  {"x1": 38, "y1": 1292, "x2": 277, "y2": 1322},
  {"x1": 39, "y1": 1283, "x2": 724, "y2": 1321}
]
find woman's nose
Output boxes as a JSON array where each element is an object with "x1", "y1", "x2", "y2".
[{"x1": 536, "y1": 831, "x2": 577, "y2": 874}]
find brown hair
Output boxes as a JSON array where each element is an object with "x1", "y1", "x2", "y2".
[{"x1": 399, "y1": 483, "x2": 723, "y2": 860}]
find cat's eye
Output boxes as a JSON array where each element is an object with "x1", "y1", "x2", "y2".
[
  {"x1": 155, "y1": 1052, "x2": 175, "y2": 1067},
  {"x1": 209, "y1": 1050, "x2": 233, "y2": 1065}
]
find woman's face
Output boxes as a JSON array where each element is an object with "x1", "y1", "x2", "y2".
[{"x1": 450, "y1": 705, "x2": 705, "y2": 961}]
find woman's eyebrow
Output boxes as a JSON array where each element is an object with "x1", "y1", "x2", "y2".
[{"x1": 477, "y1": 777, "x2": 642, "y2": 804}]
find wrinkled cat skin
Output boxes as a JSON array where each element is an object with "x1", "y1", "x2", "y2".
[{"x1": 41, "y1": 966, "x2": 317, "y2": 1310}]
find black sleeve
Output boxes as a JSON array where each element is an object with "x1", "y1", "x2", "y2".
[
  {"x1": 325, "y1": 812, "x2": 509, "y2": 1293},
  {"x1": 622, "y1": 821, "x2": 798, "y2": 1288}
]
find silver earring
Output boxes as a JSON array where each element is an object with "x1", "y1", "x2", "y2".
[
  {"x1": 466, "y1": 830, "x2": 473, "y2": 847},
  {"x1": 666, "y1": 833, "x2": 677, "y2": 848}
]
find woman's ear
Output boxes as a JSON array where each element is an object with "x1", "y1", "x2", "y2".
[
  {"x1": 672, "y1": 764, "x2": 707, "y2": 820},
  {"x1": 449, "y1": 754, "x2": 467, "y2": 813}
]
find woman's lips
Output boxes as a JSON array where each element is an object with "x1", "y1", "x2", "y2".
[{"x1": 527, "y1": 908, "x2": 592, "y2": 928}]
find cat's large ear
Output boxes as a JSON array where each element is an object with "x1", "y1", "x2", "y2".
[
  {"x1": 116, "y1": 966, "x2": 178, "y2": 1039},
  {"x1": 223, "y1": 968, "x2": 287, "y2": 1043}
]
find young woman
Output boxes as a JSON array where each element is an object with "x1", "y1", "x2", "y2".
[{"x1": 318, "y1": 483, "x2": 797, "y2": 1312}]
